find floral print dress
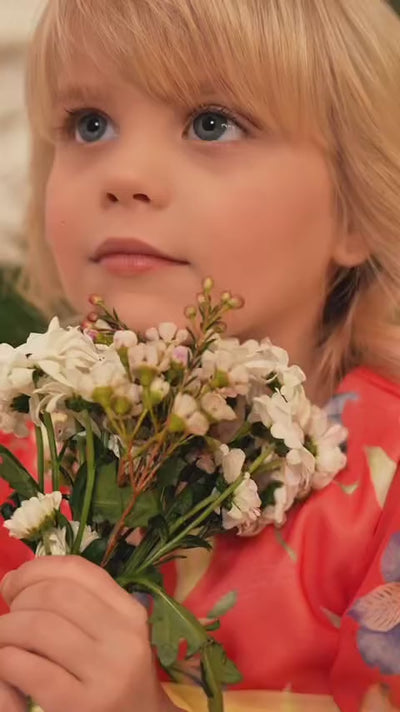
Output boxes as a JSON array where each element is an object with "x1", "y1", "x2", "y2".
[{"x1": 1, "y1": 366, "x2": 400, "y2": 711}]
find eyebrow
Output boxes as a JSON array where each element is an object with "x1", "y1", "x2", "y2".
[{"x1": 54, "y1": 83, "x2": 111, "y2": 107}]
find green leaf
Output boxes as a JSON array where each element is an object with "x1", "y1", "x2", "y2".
[
  {"x1": 0, "y1": 445, "x2": 39, "y2": 499},
  {"x1": 169, "y1": 486, "x2": 194, "y2": 517},
  {"x1": 70, "y1": 464, "x2": 88, "y2": 521},
  {"x1": 207, "y1": 591, "x2": 238, "y2": 620},
  {"x1": 80, "y1": 537, "x2": 109, "y2": 565},
  {"x1": 150, "y1": 590, "x2": 205, "y2": 668},
  {"x1": 204, "y1": 620, "x2": 221, "y2": 632},
  {"x1": 179, "y1": 535, "x2": 213, "y2": 552},
  {"x1": 91, "y1": 460, "x2": 132, "y2": 524},
  {"x1": 260, "y1": 480, "x2": 283, "y2": 508},
  {"x1": 157, "y1": 456, "x2": 187, "y2": 488},
  {"x1": 147, "y1": 515, "x2": 170, "y2": 545},
  {"x1": 124, "y1": 490, "x2": 161, "y2": 528},
  {"x1": 202, "y1": 641, "x2": 242, "y2": 690},
  {"x1": 0, "y1": 267, "x2": 46, "y2": 347}
]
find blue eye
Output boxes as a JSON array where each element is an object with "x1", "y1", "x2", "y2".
[
  {"x1": 187, "y1": 109, "x2": 245, "y2": 142},
  {"x1": 72, "y1": 111, "x2": 117, "y2": 144}
]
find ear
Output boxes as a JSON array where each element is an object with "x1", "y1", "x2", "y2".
[{"x1": 332, "y1": 230, "x2": 370, "y2": 268}]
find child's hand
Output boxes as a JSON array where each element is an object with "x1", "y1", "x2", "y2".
[
  {"x1": 0, "y1": 557, "x2": 179, "y2": 712},
  {"x1": 0, "y1": 679, "x2": 26, "y2": 712}
]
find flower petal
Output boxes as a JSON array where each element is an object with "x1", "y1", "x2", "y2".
[
  {"x1": 350, "y1": 583, "x2": 400, "y2": 632},
  {"x1": 356, "y1": 624, "x2": 400, "y2": 675},
  {"x1": 382, "y1": 532, "x2": 400, "y2": 583}
]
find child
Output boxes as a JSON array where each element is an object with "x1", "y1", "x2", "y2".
[{"x1": 0, "y1": 0, "x2": 400, "y2": 710}]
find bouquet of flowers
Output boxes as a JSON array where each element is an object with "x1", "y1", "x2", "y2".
[{"x1": 0, "y1": 279, "x2": 347, "y2": 712}]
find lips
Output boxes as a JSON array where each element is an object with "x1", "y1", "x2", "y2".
[{"x1": 91, "y1": 237, "x2": 185, "y2": 264}]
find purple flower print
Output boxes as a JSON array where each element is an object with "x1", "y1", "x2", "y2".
[{"x1": 350, "y1": 532, "x2": 400, "y2": 675}]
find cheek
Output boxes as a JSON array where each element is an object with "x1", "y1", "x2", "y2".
[
  {"x1": 197, "y1": 150, "x2": 335, "y2": 284},
  {"x1": 44, "y1": 167, "x2": 86, "y2": 303}
]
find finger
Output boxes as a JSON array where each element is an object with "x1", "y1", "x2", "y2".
[
  {"x1": 0, "y1": 646, "x2": 81, "y2": 712},
  {"x1": 1, "y1": 557, "x2": 145, "y2": 626},
  {"x1": 11, "y1": 579, "x2": 131, "y2": 644},
  {"x1": 0, "y1": 610, "x2": 94, "y2": 681},
  {"x1": 0, "y1": 680, "x2": 26, "y2": 712}
]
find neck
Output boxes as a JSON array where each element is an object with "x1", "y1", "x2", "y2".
[{"x1": 249, "y1": 310, "x2": 336, "y2": 407}]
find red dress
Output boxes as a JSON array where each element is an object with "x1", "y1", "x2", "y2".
[{"x1": 1, "y1": 366, "x2": 400, "y2": 711}]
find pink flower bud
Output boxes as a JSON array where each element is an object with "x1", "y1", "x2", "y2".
[{"x1": 88, "y1": 294, "x2": 104, "y2": 306}]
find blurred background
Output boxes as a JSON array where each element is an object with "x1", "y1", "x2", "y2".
[{"x1": 0, "y1": 0, "x2": 399, "y2": 345}]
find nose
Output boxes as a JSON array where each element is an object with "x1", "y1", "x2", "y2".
[
  {"x1": 100, "y1": 141, "x2": 171, "y2": 210},
  {"x1": 106, "y1": 191, "x2": 150, "y2": 204}
]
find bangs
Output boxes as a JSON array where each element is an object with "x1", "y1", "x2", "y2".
[{"x1": 27, "y1": 0, "x2": 335, "y2": 148}]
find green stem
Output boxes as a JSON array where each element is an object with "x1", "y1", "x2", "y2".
[
  {"x1": 43, "y1": 413, "x2": 60, "y2": 491},
  {"x1": 126, "y1": 475, "x2": 244, "y2": 578},
  {"x1": 169, "y1": 491, "x2": 221, "y2": 535},
  {"x1": 71, "y1": 412, "x2": 96, "y2": 555},
  {"x1": 34, "y1": 426, "x2": 45, "y2": 493},
  {"x1": 43, "y1": 530, "x2": 52, "y2": 556},
  {"x1": 248, "y1": 445, "x2": 274, "y2": 474},
  {"x1": 127, "y1": 578, "x2": 223, "y2": 712}
]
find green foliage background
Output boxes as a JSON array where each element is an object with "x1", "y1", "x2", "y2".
[{"x1": 0, "y1": 0, "x2": 399, "y2": 346}]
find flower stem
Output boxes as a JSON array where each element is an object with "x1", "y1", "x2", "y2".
[
  {"x1": 121, "y1": 577, "x2": 223, "y2": 712},
  {"x1": 125, "y1": 475, "x2": 244, "y2": 578},
  {"x1": 248, "y1": 445, "x2": 275, "y2": 474},
  {"x1": 43, "y1": 530, "x2": 52, "y2": 556},
  {"x1": 34, "y1": 426, "x2": 45, "y2": 493},
  {"x1": 71, "y1": 412, "x2": 96, "y2": 555},
  {"x1": 43, "y1": 413, "x2": 60, "y2": 491}
]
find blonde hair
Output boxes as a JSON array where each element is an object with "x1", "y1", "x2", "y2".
[{"x1": 23, "y1": 0, "x2": 400, "y2": 391}]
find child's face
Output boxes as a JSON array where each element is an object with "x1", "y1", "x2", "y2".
[{"x1": 46, "y1": 58, "x2": 352, "y2": 364}]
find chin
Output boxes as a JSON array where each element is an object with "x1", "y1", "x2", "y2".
[{"x1": 101, "y1": 291, "x2": 191, "y2": 334}]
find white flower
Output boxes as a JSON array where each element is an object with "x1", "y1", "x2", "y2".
[
  {"x1": 107, "y1": 434, "x2": 122, "y2": 458},
  {"x1": 171, "y1": 393, "x2": 209, "y2": 436},
  {"x1": 214, "y1": 445, "x2": 261, "y2": 532},
  {"x1": 0, "y1": 344, "x2": 33, "y2": 436},
  {"x1": 261, "y1": 476, "x2": 297, "y2": 527},
  {"x1": 113, "y1": 330, "x2": 138, "y2": 349},
  {"x1": 128, "y1": 342, "x2": 170, "y2": 374},
  {"x1": 217, "y1": 445, "x2": 246, "y2": 483},
  {"x1": 4, "y1": 492, "x2": 62, "y2": 540},
  {"x1": 172, "y1": 393, "x2": 197, "y2": 419},
  {"x1": 200, "y1": 345, "x2": 250, "y2": 397},
  {"x1": 35, "y1": 527, "x2": 68, "y2": 556},
  {"x1": 0, "y1": 403, "x2": 30, "y2": 437},
  {"x1": 306, "y1": 406, "x2": 347, "y2": 488},
  {"x1": 200, "y1": 392, "x2": 237, "y2": 423},
  {"x1": 19, "y1": 317, "x2": 100, "y2": 385},
  {"x1": 70, "y1": 521, "x2": 100, "y2": 551},
  {"x1": 77, "y1": 351, "x2": 128, "y2": 401},
  {"x1": 111, "y1": 383, "x2": 143, "y2": 416},
  {"x1": 286, "y1": 447, "x2": 315, "y2": 495},
  {"x1": 149, "y1": 377, "x2": 170, "y2": 404},
  {"x1": 242, "y1": 338, "x2": 289, "y2": 378},
  {"x1": 171, "y1": 345, "x2": 190, "y2": 368},
  {"x1": 146, "y1": 322, "x2": 189, "y2": 344},
  {"x1": 250, "y1": 392, "x2": 304, "y2": 449},
  {"x1": 29, "y1": 380, "x2": 75, "y2": 424},
  {"x1": 35, "y1": 521, "x2": 99, "y2": 557},
  {"x1": 278, "y1": 364, "x2": 306, "y2": 400},
  {"x1": 222, "y1": 475, "x2": 261, "y2": 531}
]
